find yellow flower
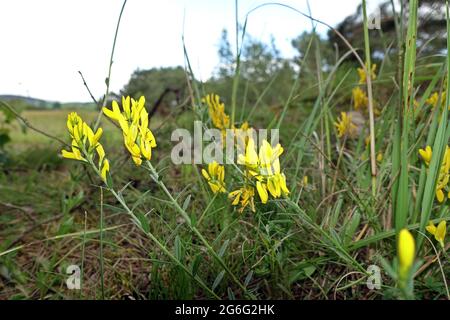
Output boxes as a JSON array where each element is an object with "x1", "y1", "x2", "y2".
[
  {"x1": 256, "y1": 181, "x2": 268, "y2": 203},
  {"x1": 202, "y1": 161, "x2": 226, "y2": 193},
  {"x1": 398, "y1": 229, "x2": 415, "y2": 279},
  {"x1": 231, "y1": 121, "x2": 252, "y2": 148},
  {"x1": 426, "y1": 220, "x2": 447, "y2": 248},
  {"x1": 237, "y1": 138, "x2": 289, "y2": 205},
  {"x1": 352, "y1": 87, "x2": 369, "y2": 110},
  {"x1": 357, "y1": 63, "x2": 377, "y2": 84},
  {"x1": 376, "y1": 152, "x2": 383, "y2": 162},
  {"x1": 103, "y1": 96, "x2": 156, "y2": 166},
  {"x1": 266, "y1": 174, "x2": 289, "y2": 198},
  {"x1": 334, "y1": 112, "x2": 358, "y2": 138},
  {"x1": 61, "y1": 141, "x2": 84, "y2": 161},
  {"x1": 62, "y1": 112, "x2": 96, "y2": 161},
  {"x1": 101, "y1": 159, "x2": 110, "y2": 182},
  {"x1": 96, "y1": 144, "x2": 105, "y2": 165},
  {"x1": 258, "y1": 140, "x2": 283, "y2": 176},
  {"x1": 302, "y1": 175, "x2": 308, "y2": 186},
  {"x1": 61, "y1": 112, "x2": 110, "y2": 184},
  {"x1": 203, "y1": 94, "x2": 230, "y2": 130},
  {"x1": 229, "y1": 186, "x2": 255, "y2": 213},
  {"x1": 66, "y1": 112, "x2": 84, "y2": 140},
  {"x1": 418, "y1": 146, "x2": 432, "y2": 166},
  {"x1": 237, "y1": 137, "x2": 259, "y2": 170},
  {"x1": 83, "y1": 123, "x2": 103, "y2": 152},
  {"x1": 425, "y1": 92, "x2": 446, "y2": 108},
  {"x1": 435, "y1": 147, "x2": 450, "y2": 203}
]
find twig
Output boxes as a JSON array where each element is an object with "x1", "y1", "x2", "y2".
[
  {"x1": 94, "y1": 0, "x2": 128, "y2": 130},
  {"x1": 78, "y1": 71, "x2": 98, "y2": 105}
]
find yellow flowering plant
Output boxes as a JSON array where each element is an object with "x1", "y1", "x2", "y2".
[
  {"x1": 202, "y1": 93, "x2": 252, "y2": 148},
  {"x1": 60, "y1": 96, "x2": 254, "y2": 297},
  {"x1": 61, "y1": 112, "x2": 110, "y2": 183},
  {"x1": 200, "y1": 93, "x2": 290, "y2": 213},
  {"x1": 352, "y1": 87, "x2": 369, "y2": 111},
  {"x1": 334, "y1": 112, "x2": 358, "y2": 138},
  {"x1": 235, "y1": 138, "x2": 289, "y2": 208},
  {"x1": 202, "y1": 161, "x2": 226, "y2": 194},
  {"x1": 357, "y1": 63, "x2": 377, "y2": 84},
  {"x1": 419, "y1": 145, "x2": 450, "y2": 202},
  {"x1": 203, "y1": 94, "x2": 230, "y2": 130},
  {"x1": 425, "y1": 91, "x2": 446, "y2": 108},
  {"x1": 102, "y1": 96, "x2": 156, "y2": 166},
  {"x1": 228, "y1": 185, "x2": 256, "y2": 213}
]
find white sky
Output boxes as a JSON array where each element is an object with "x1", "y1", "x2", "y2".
[{"x1": 0, "y1": 0, "x2": 382, "y2": 102}]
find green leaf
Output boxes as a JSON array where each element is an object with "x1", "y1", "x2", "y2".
[
  {"x1": 218, "y1": 239, "x2": 230, "y2": 258},
  {"x1": 212, "y1": 270, "x2": 225, "y2": 291},
  {"x1": 136, "y1": 212, "x2": 150, "y2": 234}
]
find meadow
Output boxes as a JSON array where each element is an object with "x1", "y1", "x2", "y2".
[{"x1": 0, "y1": 0, "x2": 449, "y2": 300}]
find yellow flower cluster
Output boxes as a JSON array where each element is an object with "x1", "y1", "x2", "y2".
[
  {"x1": 334, "y1": 112, "x2": 357, "y2": 138},
  {"x1": 200, "y1": 93, "x2": 289, "y2": 212},
  {"x1": 203, "y1": 94, "x2": 230, "y2": 130},
  {"x1": 352, "y1": 87, "x2": 368, "y2": 111},
  {"x1": 202, "y1": 93, "x2": 251, "y2": 146},
  {"x1": 229, "y1": 185, "x2": 256, "y2": 213},
  {"x1": 202, "y1": 161, "x2": 226, "y2": 194},
  {"x1": 61, "y1": 112, "x2": 110, "y2": 182},
  {"x1": 235, "y1": 139, "x2": 289, "y2": 208},
  {"x1": 419, "y1": 145, "x2": 450, "y2": 202},
  {"x1": 357, "y1": 63, "x2": 377, "y2": 84},
  {"x1": 335, "y1": 64, "x2": 376, "y2": 139},
  {"x1": 425, "y1": 91, "x2": 446, "y2": 108},
  {"x1": 103, "y1": 96, "x2": 156, "y2": 166}
]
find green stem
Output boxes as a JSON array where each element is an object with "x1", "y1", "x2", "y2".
[
  {"x1": 85, "y1": 159, "x2": 220, "y2": 299},
  {"x1": 145, "y1": 160, "x2": 253, "y2": 298},
  {"x1": 80, "y1": 211, "x2": 87, "y2": 299},
  {"x1": 94, "y1": 0, "x2": 128, "y2": 131},
  {"x1": 99, "y1": 187, "x2": 105, "y2": 299}
]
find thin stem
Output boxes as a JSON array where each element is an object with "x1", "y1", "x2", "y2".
[
  {"x1": 145, "y1": 160, "x2": 253, "y2": 297},
  {"x1": 99, "y1": 187, "x2": 105, "y2": 299},
  {"x1": 84, "y1": 158, "x2": 220, "y2": 298},
  {"x1": 80, "y1": 211, "x2": 87, "y2": 299},
  {"x1": 94, "y1": 0, "x2": 128, "y2": 130},
  {"x1": 362, "y1": 0, "x2": 377, "y2": 196}
]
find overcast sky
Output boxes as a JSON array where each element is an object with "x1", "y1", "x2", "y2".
[{"x1": 0, "y1": 0, "x2": 382, "y2": 102}]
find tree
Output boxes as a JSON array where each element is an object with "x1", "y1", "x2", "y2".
[
  {"x1": 121, "y1": 66, "x2": 187, "y2": 115},
  {"x1": 328, "y1": 1, "x2": 446, "y2": 61},
  {"x1": 216, "y1": 29, "x2": 234, "y2": 79},
  {"x1": 291, "y1": 31, "x2": 333, "y2": 72}
]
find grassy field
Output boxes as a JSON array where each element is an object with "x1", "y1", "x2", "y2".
[
  {"x1": 0, "y1": 0, "x2": 449, "y2": 301},
  {"x1": 7, "y1": 110, "x2": 122, "y2": 151}
]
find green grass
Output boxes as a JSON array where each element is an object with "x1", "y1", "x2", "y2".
[
  {"x1": 0, "y1": 0, "x2": 449, "y2": 300},
  {"x1": 6, "y1": 110, "x2": 122, "y2": 151}
]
